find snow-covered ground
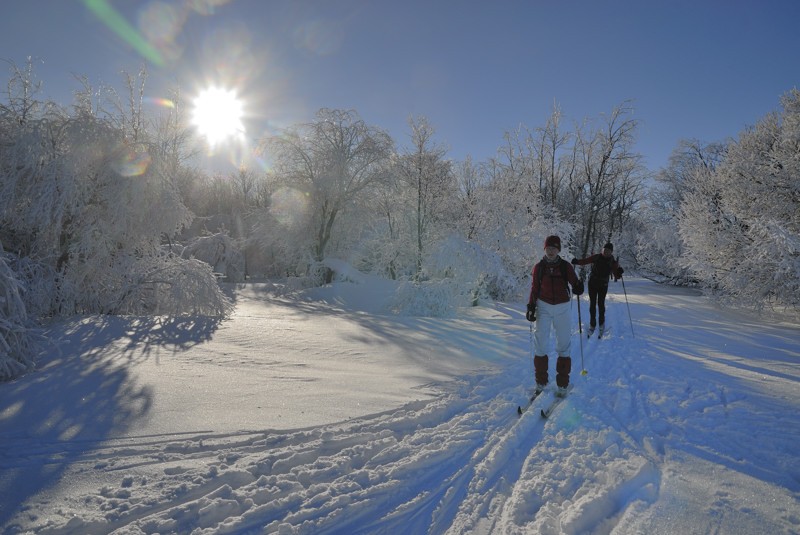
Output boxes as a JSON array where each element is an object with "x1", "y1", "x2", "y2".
[{"x1": 1, "y1": 275, "x2": 798, "y2": 534}]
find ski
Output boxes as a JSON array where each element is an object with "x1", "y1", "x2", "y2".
[
  {"x1": 517, "y1": 389, "x2": 544, "y2": 416},
  {"x1": 540, "y1": 385, "x2": 573, "y2": 418},
  {"x1": 586, "y1": 327, "x2": 595, "y2": 338}
]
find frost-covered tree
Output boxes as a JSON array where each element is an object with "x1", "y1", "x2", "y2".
[
  {"x1": 180, "y1": 168, "x2": 267, "y2": 280},
  {"x1": 636, "y1": 139, "x2": 726, "y2": 282},
  {"x1": 452, "y1": 140, "x2": 571, "y2": 301},
  {"x1": 568, "y1": 102, "x2": 646, "y2": 258},
  {"x1": 453, "y1": 156, "x2": 484, "y2": 241},
  {"x1": 0, "y1": 64, "x2": 231, "y2": 320},
  {"x1": 679, "y1": 89, "x2": 800, "y2": 309},
  {"x1": 490, "y1": 104, "x2": 579, "y2": 216},
  {"x1": 527, "y1": 103, "x2": 573, "y2": 209},
  {"x1": 473, "y1": 103, "x2": 640, "y2": 276},
  {"x1": 352, "y1": 172, "x2": 409, "y2": 279},
  {"x1": 262, "y1": 108, "x2": 394, "y2": 263},
  {"x1": 393, "y1": 116, "x2": 456, "y2": 279}
]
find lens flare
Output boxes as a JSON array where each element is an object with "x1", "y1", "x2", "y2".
[
  {"x1": 202, "y1": 23, "x2": 257, "y2": 81},
  {"x1": 83, "y1": 0, "x2": 165, "y2": 67},
  {"x1": 113, "y1": 148, "x2": 152, "y2": 177},
  {"x1": 292, "y1": 19, "x2": 344, "y2": 56},
  {"x1": 145, "y1": 97, "x2": 176, "y2": 108},
  {"x1": 188, "y1": 0, "x2": 233, "y2": 16},
  {"x1": 270, "y1": 188, "x2": 308, "y2": 227},
  {"x1": 139, "y1": 1, "x2": 184, "y2": 46}
]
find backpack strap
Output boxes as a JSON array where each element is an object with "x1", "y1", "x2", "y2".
[{"x1": 537, "y1": 258, "x2": 571, "y2": 294}]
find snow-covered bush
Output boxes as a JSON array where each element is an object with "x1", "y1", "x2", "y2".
[
  {"x1": 2, "y1": 254, "x2": 58, "y2": 319},
  {"x1": 0, "y1": 249, "x2": 37, "y2": 380},
  {"x1": 268, "y1": 261, "x2": 336, "y2": 295},
  {"x1": 426, "y1": 235, "x2": 519, "y2": 303},
  {"x1": 322, "y1": 258, "x2": 368, "y2": 284},
  {"x1": 389, "y1": 279, "x2": 464, "y2": 317},
  {"x1": 181, "y1": 232, "x2": 245, "y2": 283},
  {"x1": 633, "y1": 205, "x2": 693, "y2": 283},
  {"x1": 140, "y1": 256, "x2": 234, "y2": 316},
  {"x1": 61, "y1": 252, "x2": 232, "y2": 316}
]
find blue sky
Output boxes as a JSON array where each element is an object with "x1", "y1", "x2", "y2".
[{"x1": 2, "y1": 0, "x2": 799, "y2": 173}]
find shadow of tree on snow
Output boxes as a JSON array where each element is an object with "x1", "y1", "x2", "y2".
[{"x1": 0, "y1": 314, "x2": 225, "y2": 527}]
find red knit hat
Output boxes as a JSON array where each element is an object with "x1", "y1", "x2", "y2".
[{"x1": 544, "y1": 235, "x2": 561, "y2": 251}]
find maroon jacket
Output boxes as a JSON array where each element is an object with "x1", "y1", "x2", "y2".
[{"x1": 528, "y1": 257, "x2": 581, "y2": 306}]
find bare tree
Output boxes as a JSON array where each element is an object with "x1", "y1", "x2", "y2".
[
  {"x1": 570, "y1": 102, "x2": 645, "y2": 257},
  {"x1": 536, "y1": 103, "x2": 573, "y2": 208},
  {"x1": 453, "y1": 155, "x2": 484, "y2": 241},
  {"x1": 0, "y1": 57, "x2": 45, "y2": 123}
]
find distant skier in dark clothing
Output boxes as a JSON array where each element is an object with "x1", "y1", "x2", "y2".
[{"x1": 571, "y1": 242, "x2": 623, "y2": 337}]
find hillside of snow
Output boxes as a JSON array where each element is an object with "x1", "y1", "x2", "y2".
[{"x1": 1, "y1": 276, "x2": 798, "y2": 534}]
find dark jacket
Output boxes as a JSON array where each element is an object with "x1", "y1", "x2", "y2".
[
  {"x1": 529, "y1": 257, "x2": 581, "y2": 306},
  {"x1": 573, "y1": 253, "x2": 622, "y2": 285}
]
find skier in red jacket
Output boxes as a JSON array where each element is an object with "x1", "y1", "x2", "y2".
[
  {"x1": 571, "y1": 242, "x2": 624, "y2": 337},
  {"x1": 525, "y1": 235, "x2": 584, "y2": 396}
]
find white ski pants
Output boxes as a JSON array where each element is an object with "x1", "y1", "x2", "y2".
[{"x1": 534, "y1": 299, "x2": 572, "y2": 357}]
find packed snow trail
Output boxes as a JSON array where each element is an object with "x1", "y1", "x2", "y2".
[{"x1": 1, "y1": 278, "x2": 798, "y2": 534}]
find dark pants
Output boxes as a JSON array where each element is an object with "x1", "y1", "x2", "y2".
[{"x1": 588, "y1": 277, "x2": 609, "y2": 328}]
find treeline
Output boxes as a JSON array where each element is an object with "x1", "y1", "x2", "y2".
[
  {"x1": 195, "y1": 103, "x2": 646, "y2": 287},
  {"x1": 637, "y1": 89, "x2": 800, "y2": 310},
  {"x1": 1, "y1": 62, "x2": 798, "y2": 379}
]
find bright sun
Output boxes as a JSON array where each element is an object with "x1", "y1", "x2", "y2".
[{"x1": 192, "y1": 87, "x2": 245, "y2": 146}]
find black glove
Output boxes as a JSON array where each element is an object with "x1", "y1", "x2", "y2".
[
  {"x1": 525, "y1": 303, "x2": 536, "y2": 322},
  {"x1": 618, "y1": 267, "x2": 624, "y2": 276},
  {"x1": 571, "y1": 258, "x2": 578, "y2": 265},
  {"x1": 573, "y1": 281, "x2": 584, "y2": 296}
]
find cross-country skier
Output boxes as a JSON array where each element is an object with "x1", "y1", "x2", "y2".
[
  {"x1": 525, "y1": 235, "x2": 584, "y2": 397},
  {"x1": 571, "y1": 242, "x2": 624, "y2": 337}
]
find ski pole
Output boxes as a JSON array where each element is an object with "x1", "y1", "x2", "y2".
[
  {"x1": 529, "y1": 321, "x2": 535, "y2": 378},
  {"x1": 621, "y1": 276, "x2": 635, "y2": 338},
  {"x1": 577, "y1": 292, "x2": 587, "y2": 375}
]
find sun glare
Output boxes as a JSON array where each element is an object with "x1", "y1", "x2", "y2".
[{"x1": 192, "y1": 87, "x2": 245, "y2": 146}]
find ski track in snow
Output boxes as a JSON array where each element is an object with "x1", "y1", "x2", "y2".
[{"x1": 2, "y1": 279, "x2": 799, "y2": 534}]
